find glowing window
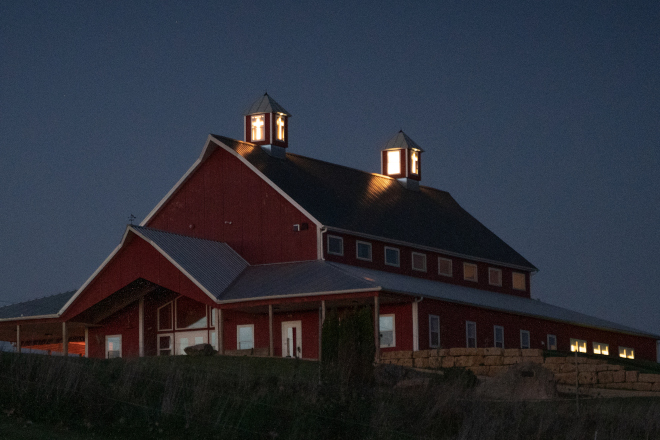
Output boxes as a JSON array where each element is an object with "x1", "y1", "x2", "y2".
[
  {"x1": 512, "y1": 272, "x2": 526, "y2": 290},
  {"x1": 237, "y1": 325, "x2": 254, "y2": 350},
  {"x1": 466, "y1": 321, "x2": 476, "y2": 348},
  {"x1": 489, "y1": 268, "x2": 502, "y2": 286},
  {"x1": 570, "y1": 338, "x2": 587, "y2": 353},
  {"x1": 412, "y1": 252, "x2": 427, "y2": 272},
  {"x1": 387, "y1": 150, "x2": 401, "y2": 175},
  {"x1": 327, "y1": 235, "x2": 343, "y2": 256},
  {"x1": 356, "y1": 241, "x2": 372, "y2": 261},
  {"x1": 106, "y1": 335, "x2": 122, "y2": 359},
  {"x1": 429, "y1": 315, "x2": 440, "y2": 348},
  {"x1": 593, "y1": 342, "x2": 609, "y2": 355},
  {"x1": 410, "y1": 150, "x2": 419, "y2": 175},
  {"x1": 379, "y1": 315, "x2": 395, "y2": 347},
  {"x1": 463, "y1": 263, "x2": 478, "y2": 282},
  {"x1": 547, "y1": 334, "x2": 557, "y2": 351},
  {"x1": 384, "y1": 247, "x2": 400, "y2": 267},
  {"x1": 276, "y1": 115, "x2": 285, "y2": 141},
  {"x1": 251, "y1": 115, "x2": 265, "y2": 141},
  {"x1": 520, "y1": 330, "x2": 530, "y2": 349},
  {"x1": 494, "y1": 325, "x2": 504, "y2": 348},
  {"x1": 438, "y1": 257, "x2": 452, "y2": 277},
  {"x1": 618, "y1": 346, "x2": 635, "y2": 359}
]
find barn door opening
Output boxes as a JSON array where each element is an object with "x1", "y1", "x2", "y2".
[{"x1": 281, "y1": 321, "x2": 302, "y2": 358}]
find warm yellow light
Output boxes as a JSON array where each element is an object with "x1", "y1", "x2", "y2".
[
  {"x1": 276, "y1": 115, "x2": 285, "y2": 141},
  {"x1": 602, "y1": 347, "x2": 609, "y2": 355},
  {"x1": 251, "y1": 115, "x2": 265, "y2": 141},
  {"x1": 410, "y1": 150, "x2": 419, "y2": 174},
  {"x1": 594, "y1": 346, "x2": 600, "y2": 355},
  {"x1": 387, "y1": 150, "x2": 401, "y2": 175}
]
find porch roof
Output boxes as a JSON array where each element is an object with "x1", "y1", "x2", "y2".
[{"x1": 0, "y1": 290, "x2": 75, "y2": 321}]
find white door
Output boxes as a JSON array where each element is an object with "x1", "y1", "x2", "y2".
[{"x1": 281, "y1": 321, "x2": 302, "y2": 358}]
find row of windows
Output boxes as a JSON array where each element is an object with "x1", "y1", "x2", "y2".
[
  {"x1": 328, "y1": 235, "x2": 527, "y2": 290},
  {"x1": 569, "y1": 338, "x2": 635, "y2": 359}
]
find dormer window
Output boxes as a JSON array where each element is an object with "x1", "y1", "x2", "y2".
[{"x1": 251, "y1": 115, "x2": 265, "y2": 141}]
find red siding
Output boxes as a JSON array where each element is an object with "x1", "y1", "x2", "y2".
[
  {"x1": 88, "y1": 301, "x2": 140, "y2": 359},
  {"x1": 146, "y1": 144, "x2": 317, "y2": 264},
  {"x1": 324, "y1": 231, "x2": 531, "y2": 298}
]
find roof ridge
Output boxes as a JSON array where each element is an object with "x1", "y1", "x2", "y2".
[{"x1": 132, "y1": 225, "x2": 233, "y2": 245}]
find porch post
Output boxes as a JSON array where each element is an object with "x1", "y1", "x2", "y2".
[
  {"x1": 62, "y1": 322, "x2": 68, "y2": 357},
  {"x1": 84, "y1": 327, "x2": 89, "y2": 358},
  {"x1": 268, "y1": 304, "x2": 274, "y2": 357},
  {"x1": 138, "y1": 297, "x2": 144, "y2": 357},
  {"x1": 412, "y1": 300, "x2": 419, "y2": 352},
  {"x1": 319, "y1": 300, "x2": 326, "y2": 362},
  {"x1": 16, "y1": 325, "x2": 21, "y2": 354},
  {"x1": 374, "y1": 295, "x2": 380, "y2": 363},
  {"x1": 218, "y1": 308, "x2": 224, "y2": 355}
]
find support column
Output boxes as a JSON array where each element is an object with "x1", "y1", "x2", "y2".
[
  {"x1": 139, "y1": 297, "x2": 145, "y2": 357},
  {"x1": 218, "y1": 308, "x2": 224, "y2": 355},
  {"x1": 62, "y1": 322, "x2": 68, "y2": 357},
  {"x1": 16, "y1": 325, "x2": 21, "y2": 354},
  {"x1": 268, "y1": 304, "x2": 274, "y2": 357},
  {"x1": 374, "y1": 295, "x2": 380, "y2": 362},
  {"x1": 319, "y1": 300, "x2": 326, "y2": 362},
  {"x1": 84, "y1": 327, "x2": 89, "y2": 358},
  {"x1": 412, "y1": 300, "x2": 419, "y2": 352}
]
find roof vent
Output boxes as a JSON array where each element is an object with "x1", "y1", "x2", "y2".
[
  {"x1": 244, "y1": 93, "x2": 291, "y2": 158},
  {"x1": 380, "y1": 130, "x2": 424, "y2": 190}
]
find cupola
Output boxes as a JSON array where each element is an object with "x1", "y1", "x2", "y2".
[
  {"x1": 381, "y1": 130, "x2": 424, "y2": 190},
  {"x1": 244, "y1": 93, "x2": 291, "y2": 158}
]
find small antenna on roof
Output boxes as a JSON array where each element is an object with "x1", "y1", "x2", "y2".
[{"x1": 128, "y1": 214, "x2": 136, "y2": 225}]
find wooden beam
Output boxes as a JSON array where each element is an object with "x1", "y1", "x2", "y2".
[
  {"x1": 268, "y1": 304, "x2": 274, "y2": 357},
  {"x1": 374, "y1": 295, "x2": 380, "y2": 363},
  {"x1": 319, "y1": 300, "x2": 326, "y2": 363},
  {"x1": 62, "y1": 322, "x2": 69, "y2": 357},
  {"x1": 218, "y1": 308, "x2": 224, "y2": 355},
  {"x1": 138, "y1": 297, "x2": 144, "y2": 357},
  {"x1": 16, "y1": 325, "x2": 21, "y2": 354},
  {"x1": 412, "y1": 300, "x2": 419, "y2": 352},
  {"x1": 84, "y1": 327, "x2": 89, "y2": 358}
]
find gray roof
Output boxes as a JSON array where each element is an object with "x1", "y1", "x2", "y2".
[
  {"x1": 212, "y1": 135, "x2": 536, "y2": 270},
  {"x1": 382, "y1": 130, "x2": 425, "y2": 152},
  {"x1": 0, "y1": 290, "x2": 75, "y2": 320},
  {"x1": 244, "y1": 93, "x2": 291, "y2": 116},
  {"x1": 131, "y1": 226, "x2": 248, "y2": 296}
]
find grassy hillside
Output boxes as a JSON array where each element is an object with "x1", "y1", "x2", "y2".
[{"x1": 0, "y1": 352, "x2": 659, "y2": 439}]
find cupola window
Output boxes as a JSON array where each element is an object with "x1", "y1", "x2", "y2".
[
  {"x1": 251, "y1": 115, "x2": 265, "y2": 141},
  {"x1": 387, "y1": 150, "x2": 402, "y2": 175},
  {"x1": 380, "y1": 131, "x2": 424, "y2": 190},
  {"x1": 276, "y1": 115, "x2": 285, "y2": 141},
  {"x1": 410, "y1": 150, "x2": 420, "y2": 175}
]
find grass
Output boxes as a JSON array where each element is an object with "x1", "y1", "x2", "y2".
[{"x1": 0, "y1": 352, "x2": 659, "y2": 439}]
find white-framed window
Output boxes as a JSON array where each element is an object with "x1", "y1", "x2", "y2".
[
  {"x1": 547, "y1": 334, "x2": 557, "y2": 351},
  {"x1": 429, "y1": 315, "x2": 440, "y2": 348},
  {"x1": 386, "y1": 150, "x2": 402, "y2": 175},
  {"x1": 570, "y1": 338, "x2": 587, "y2": 353},
  {"x1": 384, "y1": 247, "x2": 400, "y2": 267},
  {"x1": 466, "y1": 321, "x2": 476, "y2": 348},
  {"x1": 593, "y1": 342, "x2": 609, "y2": 355},
  {"x1": 379, "y1": 315, "x2": 396, "y2": 347},
  {"x1": 275, "y1": 115, "x2": 285, "y2": 141},
  {"x1": 494, "y1": 325, "x2": 504, "y2": 348},
  {"x1": 520, "y1": 330, "x2": 530, "y2": 349},
  {"x1": 356, "y1": 241, "x2": 372, "y2": 261},
  {"x1": 438, "y1": 257, "x2": 452, "y2": 277},
  {"x1": 105, "y1": 335, "x2": 122, "y2": 359},
  {"x1": 412, "y1": 252, "x2": 427, "y2": 272},
  {"x1": 158, "y1": 335, "x2": 172, "y2": 356},
  {"x1": 175, "y1": 296, "x2": 207, "y2": 330},
  {"x1": 251, "y1": 114, "x2": 265, "y2": 141},
  {"x1": 327, "y1": 235, "x2": 344, "y2": 256},
  {"x1": 237, "y1": 325, "x2": 254, "y2": 350},
  {"x1": 512, "y1": 272, "x2": 526, "y2": 291},
  {"x1": 488, "y1": 268, "x2": 502, "y2": 286},
  {"x1": 463, "y1": 263, "x2": 478, "y2": 282},
  {"x1": 157, "y1": 301, "x2": 173, "y2": 331},
  {"x1": 618, "y1": 346, "x2": 635, "y2": 359}
]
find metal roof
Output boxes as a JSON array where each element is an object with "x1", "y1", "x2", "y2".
[
  {"x1": 130, "y1": 226, "x2": 248, "y2": 297},
  {"x1": 217, "y1": 260, "x2": 378, "y2": 302},
  {"x1": 244, "y1": 93, "x2": 291, "y2": 116},
  {"x1": 0, "y1": 290, "x2": 75, "y2": 320},
  {"x1": 382, "y1": 130, "x2": 425, "y2": 152},
  {"x1": 211, "y1": 135, "x2": 536, "y2": 270}
]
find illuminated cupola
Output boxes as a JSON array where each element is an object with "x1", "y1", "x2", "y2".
[
  {"x1": 244, "y1": 93, "x2": 291, "y2": 158},
  {"x1": 381, "y1": 130, "x2": 424, "y2": 190}
]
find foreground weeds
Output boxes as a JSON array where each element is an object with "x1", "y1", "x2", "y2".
[{"x1": 0, "y1": 353, "x2": 658, "y2": 439}]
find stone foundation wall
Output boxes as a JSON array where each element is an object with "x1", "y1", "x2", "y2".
[{"x1": 379, "y1": 348, "x2": 660, "y2": 391}]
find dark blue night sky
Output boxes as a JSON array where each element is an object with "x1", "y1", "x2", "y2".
[{"x1": 1, "y1": 1, "x2": 658, "y2": 335}]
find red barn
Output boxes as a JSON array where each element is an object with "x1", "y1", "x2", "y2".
[{"x1": 1, "y1": 94, "x2": 658, "y2": 363}]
